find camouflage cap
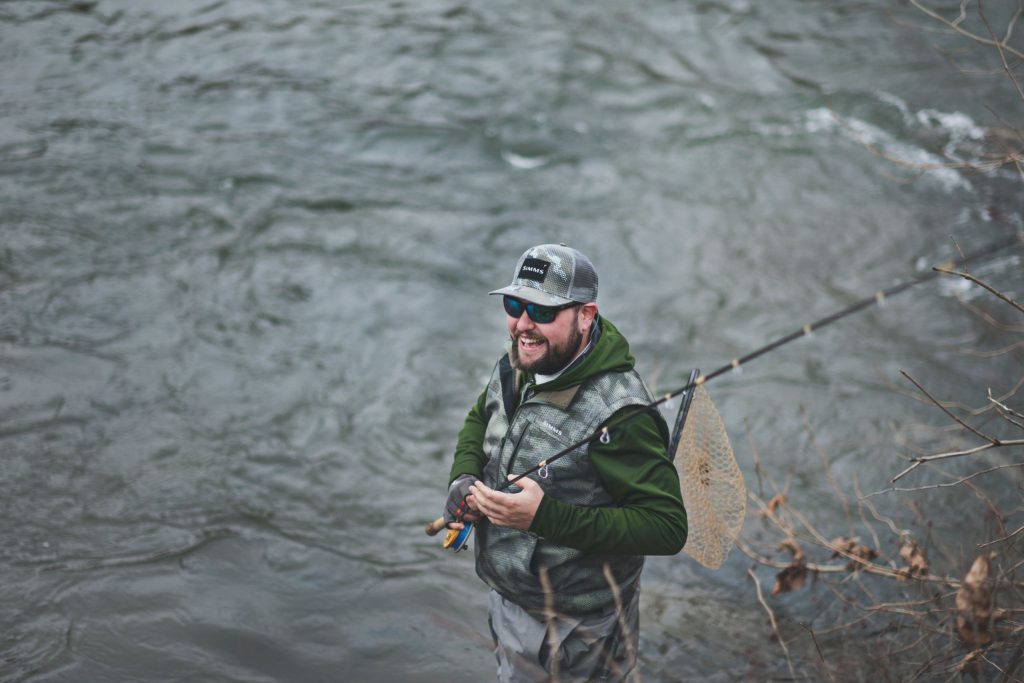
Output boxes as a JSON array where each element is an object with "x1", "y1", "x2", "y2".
[{"x1": 489, "y1": 244, "x2": 598, "y2": 306}]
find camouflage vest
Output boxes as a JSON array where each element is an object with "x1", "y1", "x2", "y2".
[{"x1": 474, "y1": 354, "x2": 654, "y2": 616}]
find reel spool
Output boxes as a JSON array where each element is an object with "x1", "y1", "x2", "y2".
[{"x1": 442, "y1": 522, "x2": 473, "y2": 552}]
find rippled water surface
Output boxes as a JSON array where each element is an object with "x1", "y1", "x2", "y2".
[{"x1": 1, "y1": 1, "x2": 1021, "y2": 681}]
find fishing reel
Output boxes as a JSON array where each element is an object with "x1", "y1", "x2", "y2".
[
  {"x1": 425, "y1": 512, "x2": 474, "y2": 552},
  {"x1": 441, "y1": 521, "x2": 474, "y2": 552}
]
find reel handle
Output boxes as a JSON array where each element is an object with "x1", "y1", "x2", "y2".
[{"x1": 425, "y1": 516, "x2": 447, "y2": 536}]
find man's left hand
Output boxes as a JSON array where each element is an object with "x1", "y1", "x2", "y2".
[{"x1": 469, "y1": 475, "x2": 544, "y2": 530}]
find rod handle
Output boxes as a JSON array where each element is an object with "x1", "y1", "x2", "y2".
[{"x1": 425, "y1": 516, "x2": 447, "y2": 536}]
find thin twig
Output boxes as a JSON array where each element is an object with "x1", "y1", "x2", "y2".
[
  {"x1": 990, "y1": 390, "x2": 1024, "y2": 431},
  {"x1": 857, "y1": 488, "x2": 908, "y2": 536},
  {"x1": 735, "y1": 537, "x2": 853, "y2": 575},
  {"x1": 801, "y1": 405, "x2": 853, "y2": 536},
  {"x1": 1005, "y1": 0, "x2": 1023, "y2": 44},
  {"x1": 602, "y1": 563, "x2": 641, "y2": 683},
  {"x1": 539, "y1": 567, "x2": 561, "y2": 683},
  {"x1": 748, "y1": 492, "x2": 960, "y2": 586},
  {"x1": 934, "y1": 267, "x2": 1024, "y2": 314},
  {"x1": 955, "y1": 292, "x2": 1024, "y2": 333},
  {"x1": 748, "y1": 567, "x2": 799, "y2": 681},
  {"x1": 745, "y1": 416, "x2": 766, "y2": 498},
  {"x1": 900, "y1": 370, "x2": 998, "y2": 445},
  {"x1": 958, "y1": 340, "x2": 1024, "y2": 358},
  {"x1": 909, "y1": 0, "x2": 1024, "y2": 61},
  {"x1": 979, "y1": 523, "x2": 1024, "y2": 548},
  {"x1": 796, "y1": 621, "x2": 837, "y2": 683},
  {"x1": 867, "y1": 462, "x2": 1024, "y2": 496},
  {"x1": 875, "y1": 366, "x2": 1024, "y2": 417},
  {"x1": 977, "y1": 0, "x2": 1024, "y2": 102},
  {"x1": 853, "y1": 474, "x2": 885, "y2": 557},
  {"x1": 892, "y1": 439, "x2": 1024, "y2": 482}
]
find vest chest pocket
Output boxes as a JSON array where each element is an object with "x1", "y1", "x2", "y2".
[{"x1": 504, "y1": 416, "x2": 595, "y2": 496}]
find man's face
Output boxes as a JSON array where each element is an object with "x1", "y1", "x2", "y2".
[{"x1": 507, "y1": 301, "x2": 595, "y2": 375}]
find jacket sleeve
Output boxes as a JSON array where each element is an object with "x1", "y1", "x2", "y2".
[
  {"x1": 528, "y1": 408, "x2": 688, "y2": 555},
  {"x1": 448, "y1": 388, "x2": 489, "y2": 486}
]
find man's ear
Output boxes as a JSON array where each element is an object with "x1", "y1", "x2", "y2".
[{"x1": 579, "y1": 303, "x2": 598, "y2": 331}]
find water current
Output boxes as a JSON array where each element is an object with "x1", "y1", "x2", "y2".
[{"x1": 1, "y1": 1, "x2": 1022, "y2": 681}]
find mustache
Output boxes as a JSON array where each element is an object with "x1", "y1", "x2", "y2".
[{"x1": 513, "y1": 331, "x2": 546, "y2": 342}]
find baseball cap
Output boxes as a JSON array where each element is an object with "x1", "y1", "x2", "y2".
[{"x1": 489, "y1": 243, "x2": 598, "y2": 306}]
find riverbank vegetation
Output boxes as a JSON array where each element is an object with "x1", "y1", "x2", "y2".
[{"x1": 737, "y1": 2, "x2": 1023, "y2": 680}]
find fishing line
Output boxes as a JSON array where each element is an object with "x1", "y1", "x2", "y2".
[{"x1": 425, "y1": 234, "x2": 1022, "y2": 540}]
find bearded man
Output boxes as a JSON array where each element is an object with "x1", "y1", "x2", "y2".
[{"x1": 442, "y1": 243, "x2": 688, "y2": 682}]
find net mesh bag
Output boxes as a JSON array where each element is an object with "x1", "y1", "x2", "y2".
[{"x1": 674, "y1": 384, "x2": 746, "y2": 570}]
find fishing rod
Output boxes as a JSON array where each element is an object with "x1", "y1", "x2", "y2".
[{"x1": 425, "y1": 233, "x2": 1023, "y2": 540}]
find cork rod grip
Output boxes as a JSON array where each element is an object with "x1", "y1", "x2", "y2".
[{"x1": 425, "y1": 516, "x2": 447, "y2": 536}]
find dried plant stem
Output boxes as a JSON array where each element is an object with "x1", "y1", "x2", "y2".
[
  {"x1": 980, "y1": 523, "x2": 1024, "y2": 548},
  {"x1": 602, "y1": 563, "x2": 641, "y2": 683},
  {"x1": 853, "y1": 474, "x2": 885, "y2": 556},
  {"x1": 745, "y1": 416, "x2": 766, "y2": 498},
  {"x1": 748, "y1": 567, "x2": 799, "y2": 681},
  {"x1": 801, "y1": 405, "x2": 853, "y2": 535},
  {"x1": 735, "y1": 537, "x2": 850, "y2": 575},
  {"x1": 796, "y1": 622, "x2": 837, "y2": 683},
  {"x1": 538, "y1": 567, "x2": 561, "y2": 683},
  {"x1": 751, "y1": 491, "x2": 963, "y2": 586}
]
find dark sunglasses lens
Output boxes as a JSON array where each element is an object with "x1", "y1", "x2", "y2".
[
  {"x1": 528, "y1": 304, "x2": 557, "y2": 323},
  {"x1": 503, "y1": 296, "x2": 524, "y2": 318}
]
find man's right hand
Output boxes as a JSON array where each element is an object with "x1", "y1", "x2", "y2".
[{"x1": 444, "y1": 474, "x2": 481, "y2": 527}]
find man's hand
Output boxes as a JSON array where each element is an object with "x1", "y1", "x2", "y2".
[
  {"x1": 444, "y1": 474, "x2": 481, "y2": 529},
  {"x1": 469, "y1": 475, "x2": 544, "y2": 530}
]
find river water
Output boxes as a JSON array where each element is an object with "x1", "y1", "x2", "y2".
[{"x1": 1, "y1": 1, "x2": 1021, "y2": 681}]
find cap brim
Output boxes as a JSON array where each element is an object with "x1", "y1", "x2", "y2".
[{"x1": 489, "y1": 284, "x2": 574, "y2": 306}]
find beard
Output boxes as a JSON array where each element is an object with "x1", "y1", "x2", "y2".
[{"x1": 510, "y1": 313, "x2": 585, "y2": 375}]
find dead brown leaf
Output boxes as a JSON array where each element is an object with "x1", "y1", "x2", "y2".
[
  {"x1": 778, "y1": 538, "x2": 804, "y2": 563},
  {"x1": 956, "y1": 553, "x2": 996, "y2": 647},
  {"x1": 765, "y1": 493, "x2": 787, "y2": 514},
  {"x1": 897, "y1": 536, "x2": 929, "y2": 579},
  {"x1": 771, "y1": 538, "x2": 807, "y2": 596},
  {"x1": 957, "y1": 650, "x2": 984, "y2": 681},
  {"x1": 771, "y1": 564, "x2": 807, "y2": 596},
  {"x1": 828, "y1": 536, "x2": 878, "y2": 571}
]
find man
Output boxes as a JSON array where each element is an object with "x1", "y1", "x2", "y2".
[{"x1": 443, "y1": 244, "x2": 688, "y2": 682}]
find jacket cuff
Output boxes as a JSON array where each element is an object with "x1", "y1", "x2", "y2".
[
  {"x1": 448, "y1": 468, "x2": 483, "y2": 487},
  {"x1": 529, "y1": 492, "x2": 565, "y2": 540}
]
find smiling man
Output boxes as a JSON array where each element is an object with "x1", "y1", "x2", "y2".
[{"x1": 443, "y1": 244, "x2": 688, "y2": 682}]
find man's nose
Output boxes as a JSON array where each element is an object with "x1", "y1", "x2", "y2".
[{"x1": 514, "y1": 311, "x2": 536, "y2": 332}]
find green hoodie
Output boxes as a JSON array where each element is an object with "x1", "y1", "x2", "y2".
[{"x1": 449, "y1": 318, "x2": 687, "y2": 556}]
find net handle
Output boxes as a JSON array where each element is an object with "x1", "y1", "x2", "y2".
[{"x1": 667, "y1": 368, "x2": 701, "y2": 459}]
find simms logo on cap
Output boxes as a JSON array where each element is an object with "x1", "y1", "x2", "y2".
[{"x1": 518, "y1": 258, "x2": 550, "y2": 282}]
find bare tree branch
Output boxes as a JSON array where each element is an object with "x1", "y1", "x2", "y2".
[
  {"x1": 909, "y1": 0, "x2": 1024, "y2": 61},
  {"x1": 868, "y1": 462, "x2": 1024, "y2": 496},
  {"x1": 934, "y1": 266, "x2": 1024, "y2": 315},
  {"x1": 977, "y1": 0, "x2": 1024, "y2": 102},
  {"x1": 900, "y1": 370, "x2": 999, "y2": 445},
  {"x1": 892, "y1": 439, "x2": 1024, "y2": 482}
]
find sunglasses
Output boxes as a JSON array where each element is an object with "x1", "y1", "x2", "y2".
[{"x1": 503, "y1": 295, "x2": 579, "y2": 324}]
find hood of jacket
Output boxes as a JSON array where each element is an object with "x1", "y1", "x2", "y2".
[{"x1": 521, "y1": 316, "x2": 636, "y2": 393}]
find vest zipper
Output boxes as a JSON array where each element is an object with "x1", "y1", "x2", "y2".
[{"x1": 498, "y1": 381, "x2": 535, "y2": 479}]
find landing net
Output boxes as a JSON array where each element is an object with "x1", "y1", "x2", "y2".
[{"x1": 674, "y1": 384, "x2": 745, "y2": 570}]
